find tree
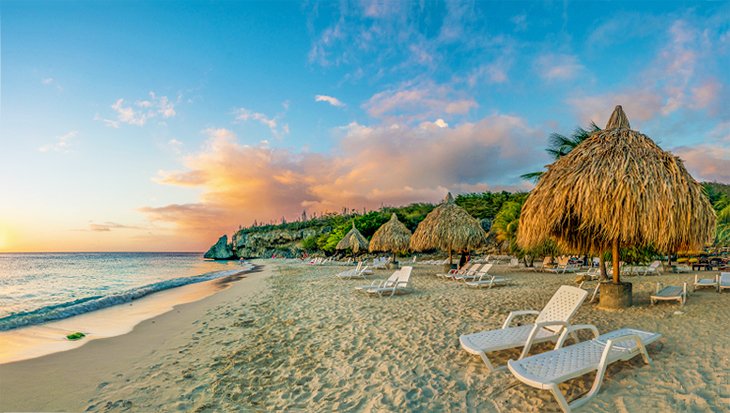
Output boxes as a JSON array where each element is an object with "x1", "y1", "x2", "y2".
[{"x1": 521, "y1": 122, "x2": 601, "y2": 182}]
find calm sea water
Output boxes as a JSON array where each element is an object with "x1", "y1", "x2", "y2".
[{"x1": 0, "y1": 252, "x2": 243, "y2": 331}]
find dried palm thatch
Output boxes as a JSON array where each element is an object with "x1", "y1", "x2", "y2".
[
  {"x1": 410, "y1": 193, "x2": 488, "y2": 264},
  {"x1": 369, "y1": 213, "x2": 412, "y2": 261},
  {"x1": 518, "y1": 105, "x2": 716, "y2": 283},
  {"x1": 336, "y1": 221, "x2": 369, "y2": 254}
]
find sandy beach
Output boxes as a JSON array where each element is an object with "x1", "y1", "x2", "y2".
[{"x1": 1, "y1": 261, "x2": 728, "y2": 412}]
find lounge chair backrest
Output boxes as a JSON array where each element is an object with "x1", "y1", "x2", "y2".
[
  {"x1": 721, "y1": 272, "x2": 730, "y2": 284},
  {"x1": 397, "y1": 266, "x2": 413, "y2": 286},
  {"x1": 535, "y1": 285, "x2": 588, "y2": 333},
  {"x1": 479, "y1": 263, "x2": 493, "y2": 274},
  {"x1": 543, "y1": 257, "x2": 552, "y2": 266}
]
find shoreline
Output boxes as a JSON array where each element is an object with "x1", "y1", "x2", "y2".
[
  {"x1": 0, "y1": 262, "x2": 272, "y2": 412},
  {"x1": 0, "y1": 265, "x2": 255, "y2": 364}
]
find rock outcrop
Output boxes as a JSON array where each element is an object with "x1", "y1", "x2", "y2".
[
  {"x1": 203, "y1": 235, "x2": 235, "y2": 260},
  {"x1": 233, "y1": 227, "x2": 327, "y2": 258}
]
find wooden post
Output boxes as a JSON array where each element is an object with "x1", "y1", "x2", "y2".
[{"x1": 612, "y1": 239, "x2": 621, "y2": 284}]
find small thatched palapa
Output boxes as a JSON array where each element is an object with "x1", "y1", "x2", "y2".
[
  {"x1": 370, "y1": 213, "x2": 412, "y2": 261},
  {"x1": 336, "y1": 221, "x2": 369, "y2": 254},
  {"x1": 517, "y1": 105, "x2": 716, "y2": 284},
  {"x1": 410, "y1": 193, "x2": 487, "y2": 264}
]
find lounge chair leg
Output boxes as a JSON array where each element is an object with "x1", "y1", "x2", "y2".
[
  {"x1": 478, "y1": 351, "x2": 496, "y2": 372},
  {"x1": 549, "y1": 384, "x2": 572, "y2": 413}
]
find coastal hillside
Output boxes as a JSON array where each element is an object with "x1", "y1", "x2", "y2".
[
  {"x1": 205, "y1": 183, "x2": 730, "y2": 259},
  {"x1": 204, "y1": 192, "x2": 526, "y2": 259}
]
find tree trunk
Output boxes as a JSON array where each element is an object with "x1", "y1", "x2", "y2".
[
  {"x1": 449, "y1": 249, "x2": 453, "y2": 265},
  {"x1": 612, "y1": 239, "x2": 621, "y2": 284},
  {"x1": 599, "y1": 254, "x2": 607, "y2": 280}
]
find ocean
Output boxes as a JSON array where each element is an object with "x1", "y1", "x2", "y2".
[{"x1": 0, "y1": 252, "x2": 243, "y2": 331}]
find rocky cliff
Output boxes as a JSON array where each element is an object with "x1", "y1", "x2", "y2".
[
  {"x1": 205, "y1": 226, "x2": 329, "y2": 259},
  {"x1": 203, "y1": 235, "x2": 235, "y2": 260}
]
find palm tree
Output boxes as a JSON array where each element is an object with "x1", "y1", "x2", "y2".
[{"x1": 521, "y1": 122, "x2": 601, "y2": 182}]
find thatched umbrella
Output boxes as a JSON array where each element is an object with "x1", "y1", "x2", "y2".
[
  {"x1": 410, "y1": 192, "x2": 488, "y2": 265},
  {"x1": 518, "y1": 105, "x2": 715, "y2": 307},
  {"x1": 336, "y1": 221, "x2": 369, "y2": 255},
  {"x1": 369, "y1": 213, "x2": 412, "y2": 263}
]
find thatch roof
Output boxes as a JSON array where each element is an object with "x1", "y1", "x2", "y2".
[
  {"x1": 369, "y1": 213, "x2": 412, "y2": 253},
  {"x1": 335, "y1": 221, "x2": 369, "y2": 253},
  {"x1": 517, "y1": 105, "x2": 716, "y2": 255},
  {"x1": 410, "y1": 193, "x2": 487, "y2": 252}
]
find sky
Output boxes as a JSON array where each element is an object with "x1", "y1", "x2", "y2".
[{"x1": 1, "y1": 0, "x2": 729, "y2": 252}]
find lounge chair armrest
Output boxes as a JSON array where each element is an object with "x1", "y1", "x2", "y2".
[
  {"x1": 519, "y1": 321, "x2": 572, "y2": 359},
  {"x1": 555, "y1": 324, "x2": 600, "y2": 349},
  {"x1": 502, "y1": 310, "x2": 540, "y2": 329}
]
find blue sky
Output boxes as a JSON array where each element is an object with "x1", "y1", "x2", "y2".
[{"x1": 1, "y1": 0, "x2": 729, "y2": 251}]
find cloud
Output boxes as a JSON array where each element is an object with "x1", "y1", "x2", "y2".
[
  {"x1": 84, "y1": 222, "x2": 143, "y2": 232},
  {"x1": 673, "y1": 144, "x2": 730, "y2": 183},
  {"x1": 363, "y1": 81, "x2": 477, "y2": 122},
  {"x1": 41, "y1": 77, "x2": 63, "y2": 91},
  {"x1": 535, "y1": 53, "x2": 585, "y2": 81},
  {"x1": 233, "y1": 108, "x2": 288, "y2": 138},
  {"x1": 567, "y1": 90, "x2": 664, "y2": 126},
  {"x1": 315, "y1": 94, "x2": 346, "y2": 107},
  {"x1": 570, "y1": 18, "x2": 728, "y2": 125},
  {"x1": 39, "y1": 130, "x2": 78, "y2": 153},
  {"x1": 142, "y1": 115, "x2": 541, "y2": 244},
  {"x1": 98, "y1": 91, "x2": 177, "y2": 128}
]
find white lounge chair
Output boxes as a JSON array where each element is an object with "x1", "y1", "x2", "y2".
[
  {"x1": 508, "y1": 258, "x2": 520, "y2": 267},
  {"x1": 650, "y1": 282, "x2": 687, "y2": 305},
  {"x1": 436, "y1": 262, "x2": 474, "y2": 278},
  {"x1": 507, "y1": 325, "x2": 661, "y2": 413},
  {"x1": 365, "y1": 266, "x2": 413, "y2": 297},
  {"x1": 453, "y1": 264, "x2": 489, "y2": 281},
  {"x1": 693, "y1": 274, "x2": 719, "y2": 292},
  {"x1": 459, "y1": 285, "x2": 588, "y2": 371},
  {"x1": 641, "y1": 260, "x2": 662, "y2": 276},
  {"x1": 576, "y1": 267, "x2": 600, "y2": 280},
  {"x1": 720, "y1": 272, "x2": 730, "y2": 293},
  {"x1": 464, "y1": 265, "x2": 509, "y2": 288},
  {"x1": 673, "y1": 264, "x2": 691, "y2": 273},
  {"x1": 336, "y1": 262, "x2": 370, "y2": 280}
]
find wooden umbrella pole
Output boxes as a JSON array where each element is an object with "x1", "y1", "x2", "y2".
[{"x1": 612, "y1": 238, "x2": 620, "y2": 284}]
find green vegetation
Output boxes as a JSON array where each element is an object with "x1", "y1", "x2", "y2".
[
  {"x1": 230, "y1": 182, "x2": 729, "y2": 257},
  {"x1": 66, "y1": 332, "x2": 86, "y2": 341},
  {"x1": 521, "y1": 122, "x2": 602, "y2": 182}
]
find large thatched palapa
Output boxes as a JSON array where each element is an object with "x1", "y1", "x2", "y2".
[
  {"x1": 518, "y1": 105, "x2": 715, "y2": 290},
  {"x1": 410, "y1": 193, "x2": 487, "y2": 264},
  {"x1": 336, "y1": 221, "x2": 369, "y2": 254},
  {"x1": 369, "y1": 213, "x2": 412, "y2": 261}
]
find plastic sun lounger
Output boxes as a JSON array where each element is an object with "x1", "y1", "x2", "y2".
[
  {"x1": 453, "y1": 264, "x2": 491, "y2": 281},
  {"x1": 720, "y1": 273, "x2": 730, "y2": 293},
  {"x1": 693, "y1": 274, "x2": 719, "y2": 292},
  {"x1": 459, "y1": 285, "x2": 588, "y2": 371},
  {"x1": 361, "y1": 266, "x2": 413, "y2": 297},
  {"x1": 436, "y1": 262, "x2": 474, "y2": 278},
  {"x1": 464, "y1": 265, "x2": 509, "y2": 288},
  {"x1": 336, "y1": 263, "x2": 371, "y2": 280},
  {"x1": 650, "y1": 282, "x2": 687, "y2": 305},
  {"x1": 507, "y1": 325, "x2": 662, "y2": 413}
]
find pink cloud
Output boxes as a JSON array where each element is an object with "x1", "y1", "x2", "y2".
[
  {"x1": 363, "y1": 81, "x2": 477, "y2": 121},
  {"x1": 535, "y1": 53, "x2": 584, "y2": 81},
  {"x1": 142, "y1": 116, "x2": 541, "y2": 246},
  {"x1": 673, "y1": 144, "x2": 730, "y2": 183}
]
